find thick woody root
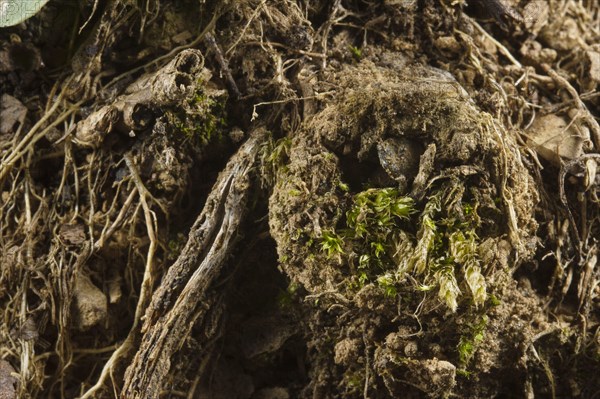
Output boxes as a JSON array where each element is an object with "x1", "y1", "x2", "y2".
[{"x1": 122, "y1": 129, "x2": 267, "y2": 399}]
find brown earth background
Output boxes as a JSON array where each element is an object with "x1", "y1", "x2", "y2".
[{"x1": 0, "y1": 0, "x2": 599, "y2": 398}]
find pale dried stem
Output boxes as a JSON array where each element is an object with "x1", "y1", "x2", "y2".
[{"x1": 78, "y1": 154, "x2": 159, "y2": 399}]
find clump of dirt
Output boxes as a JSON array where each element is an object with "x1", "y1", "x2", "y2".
[{"x1": 269, "y1": 55, "x2": 541, "y2": 397}]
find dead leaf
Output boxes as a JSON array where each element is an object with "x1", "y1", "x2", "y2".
[{"x1": 527, "y1": 114, "x2": 585, "y2": 164}]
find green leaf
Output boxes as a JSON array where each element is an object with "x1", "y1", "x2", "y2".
[
  {"x1": 358, "y1": 254, "x2": 370, "y2": 269},
  {"x1": 320, "y1": 230, "x2": 344, "y2": 258},
  {"x1": 0, "y1": 0, "x2": 49, "y2": 27}
]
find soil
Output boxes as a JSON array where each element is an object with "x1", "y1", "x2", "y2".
[{"x1": 0, "y1": 0, "x2": 599, "y2": 398}]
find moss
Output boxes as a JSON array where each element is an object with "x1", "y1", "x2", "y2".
[
  {"x1": 332, "y1": 188, "x2": 416, "y2": 291},
  {"x1": 338, "y1": 181, "x2": 350, "y2": 192},
  {"x1": 321, "y1": 183, "x2": 490, "y2": 311},
  {"x1": 266, "y1": 57, "x2": 542, "y2": 397},
  {"x1": 449, "y1": 230, "x2": 486, "y2": 307},
  {"x1": 320, "y1": 230, "x2": 344, "y2": 258},
  {"x1": 457, "y1": 315, "x2": 488, "y2": 368},
  {"x1": 277, "y1": 282, "x2": 300, "y2": 309},
  {"x1": 349, "y1": 45, "x2": 362, "y2": 60},
  {"x1": 167, "y1": 85, "x2": 228, "y2": 147},
  {"x1": 166, "y1": 233, "x2": 186, "y2": 261},
  {"x1": 260, "y1": 136, "x2": 292, "y2": 186},
  {"x1": 377, "y1": 273, "x2": 398, "y2": 297},
  {"x1": 488, "y1": 294, "x2": 501, "y2": 307}
]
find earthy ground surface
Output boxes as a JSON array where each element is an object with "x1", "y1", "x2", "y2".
[{"x1": 1, "y1": 0, "x2": 599, "y2": 398}]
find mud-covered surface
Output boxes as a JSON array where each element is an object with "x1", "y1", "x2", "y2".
[{"x1": 1, "y1": 0, "x2": 599, "y2": 398}]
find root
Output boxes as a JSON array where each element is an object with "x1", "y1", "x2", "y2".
[
  {"x1": 76, "y1": 154, "x2": 161, "y2": 399},
  {"x1": 122, "y1": 129, "x2": 267, "y2": 398}
]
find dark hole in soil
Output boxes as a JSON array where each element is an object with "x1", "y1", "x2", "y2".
[
  {"x1": 212, "y1": 235, "x2": 308, "y2": 396},
  {"x1": 8, "y1": 43, "x2": 39, "y2": 71},
  {"x1": 338, "y1": 154, "x2": 384, "y2": 192},
  {"x1": 174, "y1": 73, "x2": 191, "y2": 88}
]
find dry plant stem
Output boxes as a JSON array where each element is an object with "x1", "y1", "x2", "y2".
[
  {"x1": 469, "y1": 18, "x2": 522, "y2": 68},
  {"x1": 122, "y1": 129, "x2": 266, "y2": 399},
  {"x1": 79, "y1": 0, "x2": 100, "y2": 32},
  {"x1": 93, "y1": 187, "x2": 138, "y2": 251},
  {"x1": 243, "y1": 40, "x2": 326, "y2": 59},
  {"x1": 78, "y1": 155, "x2": 158, "y2": 399},
  {"x1": 124, "y1": 154, "x2": 159, "y2": 324},
  {"x1": 54, "y1": 245, "x2": 92, "y2": 397},
  {"x1": 0, "y1": 83, "x2": 81, "y2": 182},
  {"x1": 226, "y1": 0, "x2": 266, "y2": 55},
  {"x1": 76, "y1": 49, "x2": 205, "y2": 149},
  {"x1": 559, "y1": 154, "x2": 600, "y2": 251},
  {"x1": 542, "y1": 64, "x2": 600, "y2": 149},
  {"x1": 204, "y1": 32, "x2": 241, "y2": 99},
  {"x1": 78, "y1": 328, "x2": 132, "y2": 399}
]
